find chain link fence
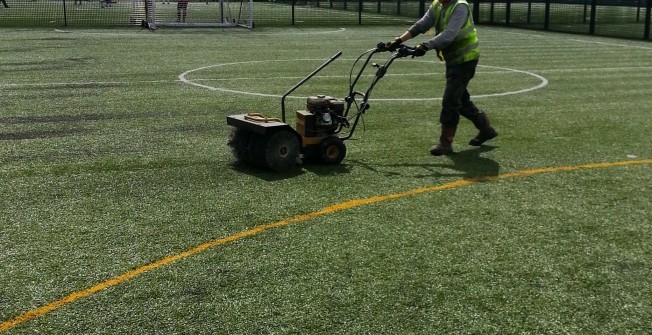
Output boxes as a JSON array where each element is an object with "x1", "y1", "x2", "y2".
[
  {"x1": 475, "y1": 0, "x2": 651, "y2": 40},
  {"x1": 1, "y1": 0, "x2": 650, "y2": 40}
]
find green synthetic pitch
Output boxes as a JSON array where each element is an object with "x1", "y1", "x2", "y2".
[{"x1": 1, "y1": 26, "x2": 651, "y2": 334}]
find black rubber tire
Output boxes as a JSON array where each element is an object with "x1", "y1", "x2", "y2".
[
  {"x1": 319, "y1": 136, "x2": 346, "y2": 165},
  {"x1": 263, "y1": 129, "x2": 300, "y2": 172}
]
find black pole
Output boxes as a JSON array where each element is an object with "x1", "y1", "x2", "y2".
[
  {"x1": 505, "y1": 0, "x2": 510, "y2": 26},
  {"x1": 489, "y1": 0, "x2": 494, "y2": 23},
  {"x1": 358, "y1": 0, "x2": 362, "y2": 24},
  {"x1": 645, "y1": 0, "x2": 651, "y2": 39},
  {"x1": 220, "y1": 0, "x2": 224, "y2": 23},
  {"x1": 589, "y1": 0, "x2": 597, "y2": 35},
  {"x1": 544, "y1": 0, "x2": 550, "y2": 30},
  {"x1": 63, "y1": 0, "x2": 68, "y2": 26},
  {"x1": 291, "y1": 0, "x2": 295, "y2": 25}
]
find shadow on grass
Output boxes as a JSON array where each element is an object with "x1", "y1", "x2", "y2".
[
  {"x1": 302, "y1": 162, "x2": 353, "y2": 176},
  {"x1": 228, "y1": 159, "x2": 353, "y2": 180},
  {"x1": 352, "y1": 145, "x2": 500, "y2": 180},
  {"x1": 228, "y1": 161, "x2": 306, "y2": 181},
  {"x1": 227, "y1": 146, "x2": 496, "y2": 180}
]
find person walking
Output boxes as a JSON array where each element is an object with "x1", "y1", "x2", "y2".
[
  {"x1": 177, "y1": 0, "x2": 189, "y2": 22},
  {"x1": 384, "y1": 0, "x2": 497, "y2": 156}
]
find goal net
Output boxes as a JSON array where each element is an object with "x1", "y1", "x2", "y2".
[{"x1": 141, "y1": 0, "x2": 253, "y2": 29}]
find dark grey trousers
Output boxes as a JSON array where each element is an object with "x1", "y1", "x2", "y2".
[{"x1": 440, "y1": 58, "x2": 481, "y2": 128}]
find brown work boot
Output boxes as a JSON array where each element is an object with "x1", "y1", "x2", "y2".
[
  {"x1": 468, "y1": 111, "x2": 497, "y2": 146},
  {"x1": 430, "y1": 126, "x2": 456, "y2": 156}
]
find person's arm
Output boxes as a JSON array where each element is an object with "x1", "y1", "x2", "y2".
[{"x1": 392, "y1": 6, "x2": 436, "y2": 44}]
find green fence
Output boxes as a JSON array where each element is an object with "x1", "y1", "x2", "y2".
[
  {"x1": 475, "y1": 0, "x2": 652, "y2": 40},
  {"x1": 257, "y1": 0, "x2": 425, "y2": 26},
  {"x1": 1, "y1": 0, "x2": 650, "y2": 40},
  {"x1": 0, "y1": 0, "x2": 148, "y2": 27}
]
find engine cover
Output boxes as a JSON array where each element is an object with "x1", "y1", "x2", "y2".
[
  {"x1": 307, "y1": 95, "x2": 344, "y2": 117},
  {"x1": 303, "y1": 95, "x2": 345, "y2": 135}
]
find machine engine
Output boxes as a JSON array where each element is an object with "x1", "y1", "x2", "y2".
[{"x1": 297, "y1": 95, "x2": 346, "y2": 137}]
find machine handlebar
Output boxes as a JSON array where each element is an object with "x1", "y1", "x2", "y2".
[{"x1": 375, "y1": 42, "x2": 419, "y2": 58}]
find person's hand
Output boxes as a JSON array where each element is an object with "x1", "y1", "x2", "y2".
[
  {"x1": 412, "y1": 43, "x2": 428, "y2": 57},
  {"x1": 385, "y1": 37, "x2": 402, "y2": 52}
]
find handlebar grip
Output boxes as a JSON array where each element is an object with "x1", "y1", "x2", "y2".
[
  {"x1": 396, "y1": 45, "x2": 417, "y2": 57},
  {"x1": 376, "y1": 42, "x2": 389, "y2": 52}
]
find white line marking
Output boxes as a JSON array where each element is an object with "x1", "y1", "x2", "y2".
[
  {"x1": 0, "y1": 80, "x2": 172, "y2": 88},
  {"x1": 481, "y1": 27, "x2": 652, "y2": 50},
  {"x1": 178, "y1": 59, "x2": 549, "y2": 101},
  {"x1": 472, "y1": 65, "x2": 548, "y2": 99},
  {"x1": 569, "y1": 38, "x2": 652, "y2": 50},
  {"x1": 76, "y1": 27, "x2": 347, "y2": 37},
  {"x1": 188, "y1": 70, "x2": 515, "y2": 82},
  {"x1": 532, "y1": 66, "x2": 652, "y2": 73},
  {"x1": 232, "y1": 27, "x2": 347, "y2": 35},
  {"x1": 6, "y1": 66, "x2": 648, "y2": 91}
]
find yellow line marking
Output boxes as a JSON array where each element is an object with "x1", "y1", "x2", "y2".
[{"x1": 1, "y1": 159, "x2": 650, "y2": 332}]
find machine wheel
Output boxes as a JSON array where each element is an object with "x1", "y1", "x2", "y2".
[
  {"x1": 319, "y1": 136, "x2": 346, "y2": 164},
  {"x1": 263, "y1": 129, "x2": 300, "y2": 172}
]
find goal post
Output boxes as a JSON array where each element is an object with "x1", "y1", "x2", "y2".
[{"x1": 142, "y1": 0, "x2": 253, "y2": 29}]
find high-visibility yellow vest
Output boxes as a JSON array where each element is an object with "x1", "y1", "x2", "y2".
[{"x1": 432, "y1": 0, "x2": 480, "y2": 65}]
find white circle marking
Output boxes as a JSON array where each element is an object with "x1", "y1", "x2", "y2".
[{"x1": 178, "y1": 59, "x2": 548, "y2": 101}]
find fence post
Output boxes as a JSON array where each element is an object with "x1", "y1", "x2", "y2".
[
  {"x1": 505, "y1": 0, "x2": 511, "y2": 26},
  {"x1": 645, "y1": 0, "x2": 651, "y2": 39},
  {"x1": 473, "y1": 0, "x2": 480, "y2": 23},
  {"x1": 291, "y1": 0, "x2": 295, "y2": 25},
  {"x1": 589, "y1": 0, "x2": 597, "y2": 34},
  {"x1": 359, "y1": 0, "x2": 362, "y2": 24},
  {"x1": 489, "y1": 0, "x2": 494, "y2": 23},
  {"x1": 419, "y1": 0, "x2": 425, "y2": 17},
  {"x1": 63, "y1": 0, "x2": 68, "y2": 26},
  {"x1": 544, "y1": 0, "x2": 550, "y2": 30}
]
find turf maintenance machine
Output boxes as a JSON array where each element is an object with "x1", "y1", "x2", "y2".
[{"x1": 227, "y1": 44, "x2": 418, "y2": 172}]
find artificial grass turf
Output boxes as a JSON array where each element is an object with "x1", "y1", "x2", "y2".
[
  {"x1": 1, "y1": 26, "x2": 651, "y2": 333},
  {"x1": 7, "y1": 168, "x2": 650, "y2": 334}
]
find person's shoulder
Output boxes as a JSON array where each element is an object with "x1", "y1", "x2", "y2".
[{"x1": 454, "y1": 1, "x2": 469, "y2": 12}]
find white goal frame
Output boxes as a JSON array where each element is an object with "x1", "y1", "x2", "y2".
[{"x1": 141, "y1": 0, "x2": 253, "y2": 29}]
